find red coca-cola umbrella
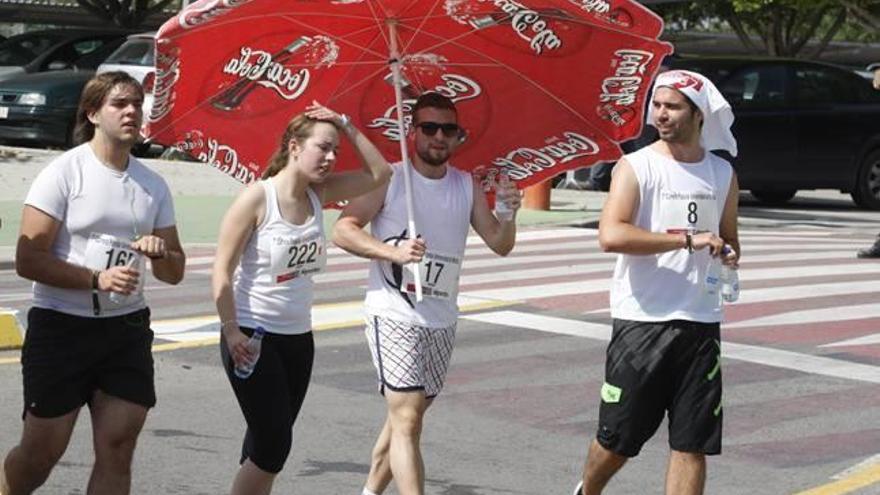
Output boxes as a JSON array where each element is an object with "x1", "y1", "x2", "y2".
[
  {"x1": 148, "y1": 0, "x2": 672, "y2": 187},
  {"x1": 147, "y1": 0, "x2": 671, "y2": 299}
]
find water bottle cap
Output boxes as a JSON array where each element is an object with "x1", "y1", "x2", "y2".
[{"x1": 254, "y1": 326, "x2": 266, "y2": 336}]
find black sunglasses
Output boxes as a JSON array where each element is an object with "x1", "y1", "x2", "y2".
[{"x1": 416, "y1": 121, "x2": 461, "y2": 138}]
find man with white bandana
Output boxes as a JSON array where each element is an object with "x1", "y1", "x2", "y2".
[{"x1": 573, "y1": 70, "x2": 740, "y2": 495}]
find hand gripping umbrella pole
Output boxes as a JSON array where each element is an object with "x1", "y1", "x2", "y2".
[{"x1": 388, "y1": 20, "x2": 423, "y2": 302}]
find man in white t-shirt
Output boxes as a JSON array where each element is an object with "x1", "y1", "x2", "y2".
[
  {"x1": 1, "y1": 72, "x2": 185, "y2": 495},
  {"x1": 333, "y1": 92, "x2": 520, "y2": 495},
  {"x1": 573, "y1": 71, "x2": 740, "y2": 495}
]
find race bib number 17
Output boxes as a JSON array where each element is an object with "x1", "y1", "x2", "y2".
[{"x1": 401, "y1": 250, "x2": 462, "y2": 300}]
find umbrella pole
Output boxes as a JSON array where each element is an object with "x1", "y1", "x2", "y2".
[{"x1": 388, "y1": 20, "x2": 423, "y2": 302}]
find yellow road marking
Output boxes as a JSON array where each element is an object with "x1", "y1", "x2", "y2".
[
  {"x1": 93, "y1": 301, "x2": 522, "y2": 356},
  {"x1": 0, "y1": 311, "x2": 23, "y2": 350},
  {"x1": 793, "y1": 463, "x2": 880, "y2": 495},
  {"x1": 0, "y1": 299, "x2": 524, "y2": 359}
]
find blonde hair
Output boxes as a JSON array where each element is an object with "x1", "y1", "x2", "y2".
[{"x1": 262, "y1": 113, "x2": 337, "y2": 179}]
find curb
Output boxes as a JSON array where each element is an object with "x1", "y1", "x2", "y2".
[{"x1": 0, "y1": 309, "x2": 23, "y2": 350}]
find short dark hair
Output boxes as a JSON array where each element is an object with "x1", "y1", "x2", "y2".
[
  {"x1": 411, "y1": 92, "x2": 457, "y2": 125},
  {"x1": 74, "y1": 71, "x2": 144, "y2": 144}
]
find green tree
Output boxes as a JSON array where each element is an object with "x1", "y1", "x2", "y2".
[
  {"x1": 654, "y1": 0, "x2": 878, "y2": 59},
  {"x1": 839, "y1": 0, "x2": 880, "y2": 35},
  {"x1": 77, "y1": 0, "x2": 177, "y2": 28}
]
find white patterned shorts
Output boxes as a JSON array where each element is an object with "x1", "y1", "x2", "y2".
[{"x1": 365, "y1": 315, "x2": 457, "y2": 398}]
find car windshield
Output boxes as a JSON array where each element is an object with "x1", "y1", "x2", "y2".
[
  {"x1": 103, "y1": 39, "x2": 154, "y2": 66},
  {"x1": 0, "y1": 32, "x2": 66, "y2": 66},
  {"x1": 71, "y1": 38, "x2": 126, "y2": 70}
]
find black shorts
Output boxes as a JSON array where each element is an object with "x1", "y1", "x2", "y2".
[
  {"x1": 221, "y1": 329, "x2": 314, "y2": 474},
  {"x1": 22, "y1": 307, "x2": 155, "y2": 419},
  {"x1": 596, "y1": 318, "x2": 722, "y2": 457}
]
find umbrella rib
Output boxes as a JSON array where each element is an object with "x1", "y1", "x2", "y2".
[
  {"x1": 401, "y1": 25, "x2": 617, "y2": 144},
  {"x1": 367, "y1": 0, "x2": 392, "y2": 58},
  {"x1": 388, "y1": 7, "x2": 669, "y2": 44},
  {"x1": 325, "y1": 62, "x2": 391, "y2": 107},
  {"x1": 324, "y1": 30, "x2": 390, "y2": 105},
  {"x1": 399, "y1": 0, "x2": 444, "y2": 55},
  {"x1": 275, "y1": 14, "x2": 387, "y2": 61}
]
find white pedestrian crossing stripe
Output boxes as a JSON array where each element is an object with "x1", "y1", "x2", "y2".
[
  {"x1": 150, "y1": 228, "x2": 880, "y2": 366},
  {"x1": 463, "y1": 311, "x2": 880, "y2": 384}
]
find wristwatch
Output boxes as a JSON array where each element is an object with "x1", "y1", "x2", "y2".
[{"x1": 339, "y1": 113, "x2": 353, "y2": 131}]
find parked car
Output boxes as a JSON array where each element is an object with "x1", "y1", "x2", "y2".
[
  {"x1": 592, "y1": 57, "x2": 880, "y2": 209},
  {"x1": 97, "y1": 32, "x2": 157, "y2": 152},
  {"x1": 0, "y1": 30, "x2": 130, "y2": 82},
  {"x1": 0, "y1": 36, "x2": 127, "y2": 148},
  {"x1": 667, "y1": 56, "x2": 880, "y2": 209}
]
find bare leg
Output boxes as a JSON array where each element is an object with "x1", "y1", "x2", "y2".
[
  {"x1": 230, "y1": 460, "x2": 275, "y2": 495},
  {"x1": 365, "y1": 397, "x2": 433, "y2": 495},
  {"x1": 384, "y1": 391, "x2": 430, "y2": 495},
  {"x1": 364, "y1": 416, "x2": 393, "y2": 494},
  {"x1": 581, "y1": 440, "x2": 628, "y2": 495},
  {"x1": 3, "y1": 409, "x2": 79, "y2": 495},
  {"x1": 86, "y1": 390, "x2": 148, "y2": 495},
  {"x1": 665, "y1": 450, "x2": 705, "y2": 495}
]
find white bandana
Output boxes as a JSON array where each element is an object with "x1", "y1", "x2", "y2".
[{"x1": 647, "y1": 70, "x2": 738, "y2": 157}]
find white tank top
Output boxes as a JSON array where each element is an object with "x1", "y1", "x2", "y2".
[
  {"x1": 365, "y1": 162, "x2": 474, "y2": 327},
  {"x1": 233, "y1": 179, "x2": 326, "y2": 334},
  {"x1": 610, "y1": 146, "x2": 733, "y2": 323}
]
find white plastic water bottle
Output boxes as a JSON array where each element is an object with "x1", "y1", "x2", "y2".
[
  {"x1": 721, "y1": 265, "x2": 740, "y2": 303},
  {"x1": 495, "y1": 170, "x2": 514, "y2": 222},
  {"x1": 720, "y1": 245, "x2": 740, "y2": 303},
  {"x1": 234, "y1": 327, "x2": 266, "y2": 379},
  {"x1": 109, "y1": 255, "x2": 140, "y2": 305},
  {"x1": 704, "y1": 259, "x2": 722, "y2": 298}
]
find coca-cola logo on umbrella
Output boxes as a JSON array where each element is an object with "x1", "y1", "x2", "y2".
[
  {"x1": 446, "y1": 0, "x2": 590, "y2": 56},
  {"x1": 597, "y1": 48, "x2": 654, "y2": 128},
  {"x1": 204, "y1": 33, "x2": 339, "y2": 117},
  {"x1": 360, "y1": 54, "x2": 491, "y2": 147}
]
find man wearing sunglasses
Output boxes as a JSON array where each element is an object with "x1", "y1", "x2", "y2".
[{"x1": 334, "y1": 92, "x2": 520, "y2": 495}]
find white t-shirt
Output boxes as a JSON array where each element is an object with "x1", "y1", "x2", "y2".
[
  {"x1": 24, "y1": 144, "x2": 176, "y2": 317},
  {"x1": 610, "y1": 146, "x2": 733, "y2": 323},
  {"x1": 365, "y1": 162, "x2": 474, "y2": 327},
  {"x1": 233, "y1": 179, "x2": 326, "y2": 335}
]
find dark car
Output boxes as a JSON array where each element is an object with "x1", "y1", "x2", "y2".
[
  {"x1": 0, "y1": 36, "x2": 127, "y2": 147},
  {"x1": 0, "y1": 30, "x2": 129, "y2": 82},
  {"x1": 668, "y1": 56, "x2": 880, "y2": 209},
  {"x1": 586, "y1": 57, "x2": 880, "y2": 209}
]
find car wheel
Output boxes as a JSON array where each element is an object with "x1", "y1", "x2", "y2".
[
  {"x1": 851, "y1": 150, "x2": 880, "y2": 210},
  {"x1": 750, "y1": 189, "x2": 797, "y2": 205}
]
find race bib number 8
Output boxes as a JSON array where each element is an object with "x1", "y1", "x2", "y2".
[
  {"x1": 269, "y1": 234, "x2": 327, "y2": 283},
  {"x1": 659, "y1": 190, "x2": 718, "y2": 234},
  {"x1": 402, "y1": 250, "x2": 462, "y2": 300}
]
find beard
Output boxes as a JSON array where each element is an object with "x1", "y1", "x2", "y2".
[
  {"x1": 658, "y1": 118, "x2": 701, "y2": 145},
  {"x1": 416, "y1": 145, "x2": 450, "y2": 166}
]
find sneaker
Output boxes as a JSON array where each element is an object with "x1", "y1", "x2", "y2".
[
  {"x1": 572, "y1": 480, "x2": 584, "y2": 495},
  {"x1": 857, "y1": 240, "x2": 880, "y2": 259}
]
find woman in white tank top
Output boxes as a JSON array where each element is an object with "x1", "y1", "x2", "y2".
[{"x1": 211, "y1": 102, "x2": 391, "y2": 494}]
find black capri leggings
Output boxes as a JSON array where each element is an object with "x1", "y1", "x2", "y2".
[{"x1": 221, "y1": 328, "x2": 314, "y2": 474}]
